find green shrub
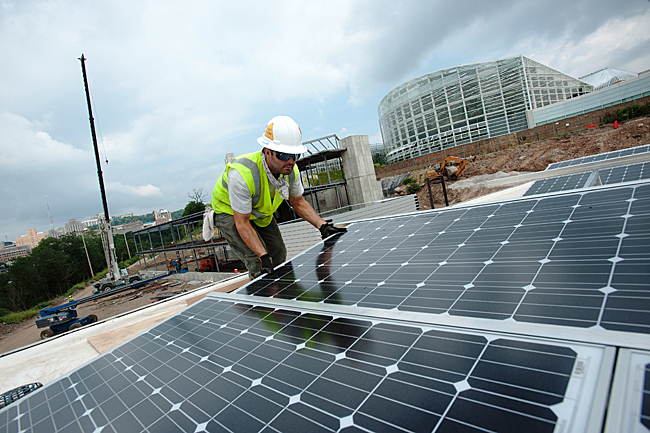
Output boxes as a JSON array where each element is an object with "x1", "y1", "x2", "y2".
[
  {"x1": 407, "y1": 183, "x2": 421, "y2": 194},
  {"x1": 34, "y1": 301, "x2": 52, "y2": 310},
  {"x1": 601, "y1": 102, "x2": 650, "y2": 125},
  {"x1": 92, "y1": 269, "x2": 110, "y2": 282},
  {"x1": 0, "y1": 309, "x2": 39, "y2": 324},
  {"x1": 402, "y1": 177, "x2": 416, "y2": 185}
]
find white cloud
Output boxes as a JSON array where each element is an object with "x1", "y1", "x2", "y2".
[
  {"x1": 106, "y1": 181, "x2": 163, "y2": 198},
  {"x1": 368, "y1": 131, "x2": 383, "y2": 144},
  {"x1": 514, "y1": 9, "x2": 650, "y2": 77},
  {"x1": 0, "y1": 111, "x2": 88, "y2": 167}
]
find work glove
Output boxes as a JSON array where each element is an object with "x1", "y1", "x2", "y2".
[
  {"x1": 319, "y1": 222, "x2": 347, "y2": 240},
  {"x1": 259, "y1": 254, "x2": 274, "y2": 275}
]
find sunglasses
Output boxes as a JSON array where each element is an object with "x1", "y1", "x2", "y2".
[{"x1": 273, "y1": 151, "x2": 300, "y2": 162}]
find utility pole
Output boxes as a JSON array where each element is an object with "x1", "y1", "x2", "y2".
[
  {"x1": 80, "y1": 230, "x2": 94, "y2": 278},
  {"x1": 79, "y1": 54, "x2": 120, "y2": 281},
  {"x1": 43, "y1": 193, "x2": 56, "y2": 238},
  {"x1": 123, "y1": 233, "x2": 132, "y2": 259}
]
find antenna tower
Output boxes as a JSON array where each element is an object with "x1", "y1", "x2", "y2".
[{"x1": 43, "y1": 193, "x2": 56, "y2": 237}]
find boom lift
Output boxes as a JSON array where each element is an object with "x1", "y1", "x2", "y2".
[{"x1": 36, "y1": 302, "x2": 98, "y2": 339}]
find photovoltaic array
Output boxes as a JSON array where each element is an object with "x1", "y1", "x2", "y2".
[
  {"x1": 545, "y1": 143, "x2": 650, "y2": 170},
  {"x1": 3, "y1": 155, "x2": 650, "y2": 432},
  {"x1": 0, "y1": 297, "x2": 606, "y2": 433},
  {"x1": 524, "y1": 161, "x2": 650, "y2": 196},
  {"x1": 599, "y1": 161, "x2": 650, "y2": 185},
  {"x1": 243, "y1": 182, "x2": 650, "y2": 335},
  {"x1": 523, "y1": 172, "x2": 595, "y2": 196}
]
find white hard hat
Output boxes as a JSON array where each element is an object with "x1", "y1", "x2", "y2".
[{"x1": 257, "y1": 116, "x2": 308, "y2": 154}]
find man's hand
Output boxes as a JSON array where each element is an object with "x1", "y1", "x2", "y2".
[
  {"x1": 319, "y1": 222, "x2": 347, "y2": 239},
  {"x1": 259, "y1": 254, "x2": 274, "y2": 275}
]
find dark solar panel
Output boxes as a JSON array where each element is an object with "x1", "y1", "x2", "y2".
[
  {"x1": 526, "y1": 162, "x2": 650, "y2": 197},
  {"x1": 523, "y1": 171, "x2": 593, "y2": 196},
  {"x1": 599, "y1": 161, "x2": 650, "y2": 185},
  {"x1": 0, "y1": 297, "x2": 603, "y2": 433},
  {"x1": 546, "y1": 144, "x2": 650, "y2": 171},
  {"x1": 243, "y1": 182, "x2": 650, "y2": 334}
]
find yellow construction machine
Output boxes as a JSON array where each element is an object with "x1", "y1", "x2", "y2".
[{"x1": 426, "y1": 156, "x2": 468, "y2": 183}]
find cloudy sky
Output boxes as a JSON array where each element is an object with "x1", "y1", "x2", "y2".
[{"x1": 1, "y1": 0, "x2": 649, "y2": 242}]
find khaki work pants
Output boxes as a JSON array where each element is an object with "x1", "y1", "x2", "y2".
[{"x1": 213, "y1": 213, "x2": 287, "y2": 280}]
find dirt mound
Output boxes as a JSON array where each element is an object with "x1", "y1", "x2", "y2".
[{"x1": 406, "y1": 116, "x2": 650, "y2": 209}]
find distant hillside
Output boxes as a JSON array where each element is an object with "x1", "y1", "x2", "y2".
[{"x1": 111, "y1": 209, "x2": 184, "y2": 225}]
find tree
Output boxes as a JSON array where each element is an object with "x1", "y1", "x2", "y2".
[
  {"x1": 188, "y1": 187, "x2": 206, "y2": 203},
  {"x1": 373, "y1": 153, "x2": 387, "y2": 167},
  {"x1": 182, "y1": 200, "x2": 205, "y2": 217}
]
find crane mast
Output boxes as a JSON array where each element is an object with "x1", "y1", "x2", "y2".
[{"x1": 79, "y1": 54, "x2": 120, "y2": 282}]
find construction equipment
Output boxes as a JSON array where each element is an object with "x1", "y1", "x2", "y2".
[
  {"x1": 199, "y1": 256, "x2": 217, "y2": 272},
  {"x1": 426, "y1": 156, "x2": 468, "y2": 183},
  {"x1": 81, "y1": 55, "x2": 141, "y2": 294},
  {"x1": 35, "y1": 302, "x2": 98, "y2": 339},
  {"x1": 92, "y1": 272, "x2": 142, "y2": 294}
]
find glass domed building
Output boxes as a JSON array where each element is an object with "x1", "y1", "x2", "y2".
[{"x1": 378, "y1": 55, "x2": 593, "y2": 163}]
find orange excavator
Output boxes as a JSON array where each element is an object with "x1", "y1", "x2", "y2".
[{"x1": 426, "y1": 156, "x2": 468, "y2": 183}]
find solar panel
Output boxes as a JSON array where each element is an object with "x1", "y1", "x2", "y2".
[
  {"x1": 525, "y1": 162, "x2": 650, "y2": 196},
  {"x1": 599, "y1": 161, "x2": 650, "y2": 185},
  {"x1": 523, "y1": 171, "x2": 594, "y2": 196},
  {"x1": 242, "y1": 181, "x2": 650, "y2": 337},
  {"x1": 545, "y1": 144, "x2": 650, "y2": 170},
  {"x1": 0, "y1": 296, "x2": 610, "y2": 432}
]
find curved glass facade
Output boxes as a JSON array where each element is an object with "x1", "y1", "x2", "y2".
[{"x1": 378, "y1": 55, "x2": 593, "y2": 163}]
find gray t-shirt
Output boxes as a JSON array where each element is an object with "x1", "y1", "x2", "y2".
[{"x1": 228, "y1": 168, "x2": 304, "y2": 214}]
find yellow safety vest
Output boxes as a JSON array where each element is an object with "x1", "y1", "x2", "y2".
[{"x1": 211, "y1": 151, "x2": 298, "y2": 227}]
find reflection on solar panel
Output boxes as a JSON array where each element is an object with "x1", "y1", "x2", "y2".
[
  {"x1": 523, "y1": 171, "x2": 594, "y2": 196},
  {"x1": 0, "y1": 297, "x2": 607, "y2": 433},
  {"x1": 545, "y1": 144, "x2": 650, "y2": 170},
  {"x1": 243, "y1": 181, "x2": 650, "y2": 335}
]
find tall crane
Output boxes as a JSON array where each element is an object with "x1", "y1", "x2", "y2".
[{"x1": 79, "y1": 54, "x2": 120, "y2": 282}]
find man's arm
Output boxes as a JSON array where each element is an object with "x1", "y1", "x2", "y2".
[
  {"x1": 288, "y1": 195, "x2": 327, "y2": 228},
  {"x1": 233, "y1": 211, "x2": 267, "y2": 257}
]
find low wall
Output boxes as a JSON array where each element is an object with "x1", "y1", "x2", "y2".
[
  {"x1": 375, "y1": 95, "x2": 650, "y2": 179},
  {"x1": 140, "y1": 270, "x2": 241, "y2": 282}
]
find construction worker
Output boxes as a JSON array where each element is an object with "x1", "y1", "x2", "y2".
[{"x1": 211, "y1": 115, "x2": 347, "y2": 280}]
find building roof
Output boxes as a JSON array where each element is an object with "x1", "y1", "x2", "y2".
[{"x1": 579, "y1": 66, "x2": 637, "y2": 90}]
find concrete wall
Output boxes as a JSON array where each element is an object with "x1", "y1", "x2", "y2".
[
  {"x1": 141, "y1": 270, "x2": 240, "y2": 282},
  {"x1": 340, "y1": 135, "x2": 383, "y2": 204}
]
